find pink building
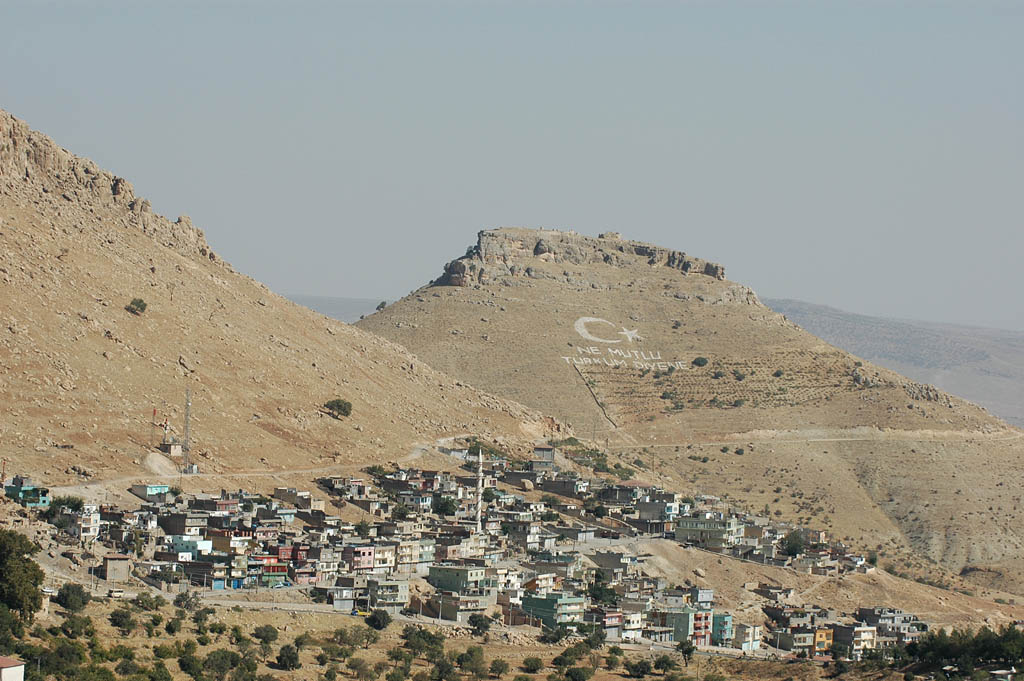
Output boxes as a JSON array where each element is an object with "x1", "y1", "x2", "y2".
[{"x1": 343, "y1": 545, "x2": 375, "y2": 572}]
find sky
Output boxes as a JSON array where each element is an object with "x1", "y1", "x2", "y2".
[{"x1": 3, "y1": 1, "x2": 1023, "y2": 330}]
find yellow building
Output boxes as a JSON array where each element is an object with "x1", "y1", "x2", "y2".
[{"x1": 815, "y1": 627, "x2": 834, "y2": 655}]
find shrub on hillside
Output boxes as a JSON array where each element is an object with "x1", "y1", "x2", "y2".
[
  {"x1": 56, "y1": 583, "x2": 90, "y2": 613},
  {"x1": 125, "y1": 298, "x2": 147, "y2": 315},
  {"x1": 366, "y1": 609, "x2": 392, "y2": 631},
  {"x1": 522, "y1": 658, "x2": 544, "y2": 674},
  {"x1": 324, "y1": 398, "x2": 352, "y2": 417}
]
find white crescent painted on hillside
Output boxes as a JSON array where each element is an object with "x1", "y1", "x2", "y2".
[{"x1": 574, "y1": 317, "x2": 622, "y2": 343}]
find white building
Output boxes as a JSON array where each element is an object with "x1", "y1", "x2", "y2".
[
  {"x1": 733, "y1": 623, "x2": 763, "y2": 652},
  {"x1": 0, "y1": 656, "x2": 25, "y2": 681}
]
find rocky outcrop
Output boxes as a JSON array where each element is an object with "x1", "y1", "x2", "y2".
[
  {"x1": 437, "y1": 228, "x2": 728, "y2": 287},
  {"x1": 0, "y1": 109, "x2": 218, "y2": 264}
]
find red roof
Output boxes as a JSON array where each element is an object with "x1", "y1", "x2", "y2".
[{"x1": 0, "y1": 656, "x2": 25, "y2": 669}]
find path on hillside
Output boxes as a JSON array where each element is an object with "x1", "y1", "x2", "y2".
[
  {"x1": 597, "y1": 427, "x2": 1024, "y2": 451},
  {"x1": 49, "y1": 435, "x2": 445, "y2": 497}
]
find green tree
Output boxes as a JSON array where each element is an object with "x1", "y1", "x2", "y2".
[
  {"x1": 366, "y1": 609, "x2": 392, "y2": 631},
  {"x1": 253, "y1": 624, "x2": 279, "y2": 644},
  {"x1": 400, "y1": 625, "x2": 445, "y2": 659},
  {"x1": 432, "y1": 657, "x2": 460, "y2": 681},
  {"x1": 360, "y1": 625, "x2": 381, "y2": 648},
  {"x1": 56, "y1": 583, "x2": 91, "y2": 613},
  {"x1": 205, "y1": 649, "x2": 242, "y2": 681},
  {"x1": 40, "y1": 495, "x2": 84, "y2": 520},
  {"x1": 290, "y1": 631, "x2": 314, "y2": 651},
  {"x1": 490, "y1": 660, "x2": 510, "y2": 678},
  {"x1": 830, "y1": 642, "x2": 850, "y2": 660},
  {"x1": 653, "y1": 655, "x2": 677, "y2": 673},
  {"x1": 277, "y1": 643, "x2": 301, "y2": 670},
  {"x1": 149, "y1": 661, "x2": 174, "y2": 681},
  {"x1": 126, "y1": 298, "x2": 148, "y2": 315},
  {"x1": 60, "y1": 613, "x2": 93, "y2": 638},
  {"x1": 457, "y1": 646, "x2": 488, "y2": 681},
  {"x1": 624, "y1": 660, "x2": 652, "y2": 679},
  {"x1": 432, "y1": 496, "x2": 458, "y2": 516},
  {"x1": 781, "y1": 530, "x2": 806, "y2": 557},
  {"x1": 691, "y1": 357, "x2": 709, "y2": 367},
  {"x1": 356, "y1": 520, "x2": 372, "y2": 538},
  {"x1": 174, "y1": 591, "x2": 202, "y2": 611},
  {"x1": 325, "y1": 399, "x2": 353, "y2": 417},
  {"x1": 586, "y1": 582, "x2": 618, "y2": 606},
  {"x1": 0, "y1": 530, "x2": 44, "y2": 621},
  {"x1": 109, "y1": 608, "x2": 135, "y2": 634},
  {"x1": 468, "y1": 613, "x2": 491, "y2": 637},
  {"x1": 676, "y1": 641, "x2": 695, "y2": 667},
  {"x1": 522, "y1": 658, "x2": 544, "y2": 674},
  {"x1": 482, "y1": 488, "x2": 498, "y2": 504}
]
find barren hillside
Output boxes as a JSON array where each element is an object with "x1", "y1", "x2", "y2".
[
  {"x1": 358, "y1": 228, "x2": 1024, "y2": 591},
  {"x1": 0, "y1": 111, "x2": 563, "y2": 487}
]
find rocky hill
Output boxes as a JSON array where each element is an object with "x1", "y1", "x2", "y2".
[
  {"x1": 358, "y1": 228, "x2": 1024, "y2": 592},
  {"x1": 0, "y1": 111, "x2": 562, "y2": 487},
  {"x1": 765, "y1": 298, "x2": 1024, "y2": 429}
]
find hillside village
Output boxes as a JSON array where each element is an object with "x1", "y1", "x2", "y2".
[
  {"x1": 4, "y1": 440, "x2": 939, "y2": 664},
  {"x1": 3, "y1": 108, "x2": 1024, "y2": 681}
]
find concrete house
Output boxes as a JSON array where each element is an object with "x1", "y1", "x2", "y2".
[
  {"x1": 675, "y1": 513, "x2": 742, "y2": 552},
  {"x1": 368, "y1": 577, "x2": 410, "y2": 613},
  {"x1": 529, "y1": 446, "x2": 557, "y2": 473},
  {"x1": 733, "y1": 623, "x2": 762, "y2": 652},
  {"x1": 651, "y1": 607, "x2": 714, "y2": 646},
  {"x1": 4, "y1": 476, "x2": 50, "y2": 509},
  {"x1": 103, "y1": 554, "x2": 131, "y2": 582},
  {"x1": 0, "y1": 656, "x2": 25, "y2": 681},
  {"x1": 130, "y1": 483, "x2": 170, "y2": 503},
  {"x1": 831, "y1": 624, "x2": 877, "y2": 660},
  {"x1": 521, "y1": 591, "x2": 584, "y2": 628}
]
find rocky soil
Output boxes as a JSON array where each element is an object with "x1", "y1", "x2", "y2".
[{"x1": 0, "y1": 110, "x2": 565, "y2": 489}]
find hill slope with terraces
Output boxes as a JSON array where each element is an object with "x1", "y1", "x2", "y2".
[
  {"x1": 358, "y1": 228, "x2": 1024, "y2": 592},
  {"x1": 0, "y1": 111, "x2": 563, "y2": 489}
]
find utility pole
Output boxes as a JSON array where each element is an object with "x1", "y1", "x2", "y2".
[{"x1": 182, "y1": 389, "x2": 192, "y2": 474}]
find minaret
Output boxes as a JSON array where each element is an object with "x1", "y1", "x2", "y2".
[{"x1": 475, "y1": 447, "x2": 483, "y2": 534}]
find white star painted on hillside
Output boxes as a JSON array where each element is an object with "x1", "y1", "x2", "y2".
[{"x1": 618, "y1": 328, "x2": 642, "y2": 343}]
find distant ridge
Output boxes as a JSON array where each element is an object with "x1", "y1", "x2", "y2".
[{"x1": 289, "y1": 295, "x2": 380, "y2": 324}]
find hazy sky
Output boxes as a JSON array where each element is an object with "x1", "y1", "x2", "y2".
[{"x1": 3, "y1": 1, "x2": 1022, "y2": 330}]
